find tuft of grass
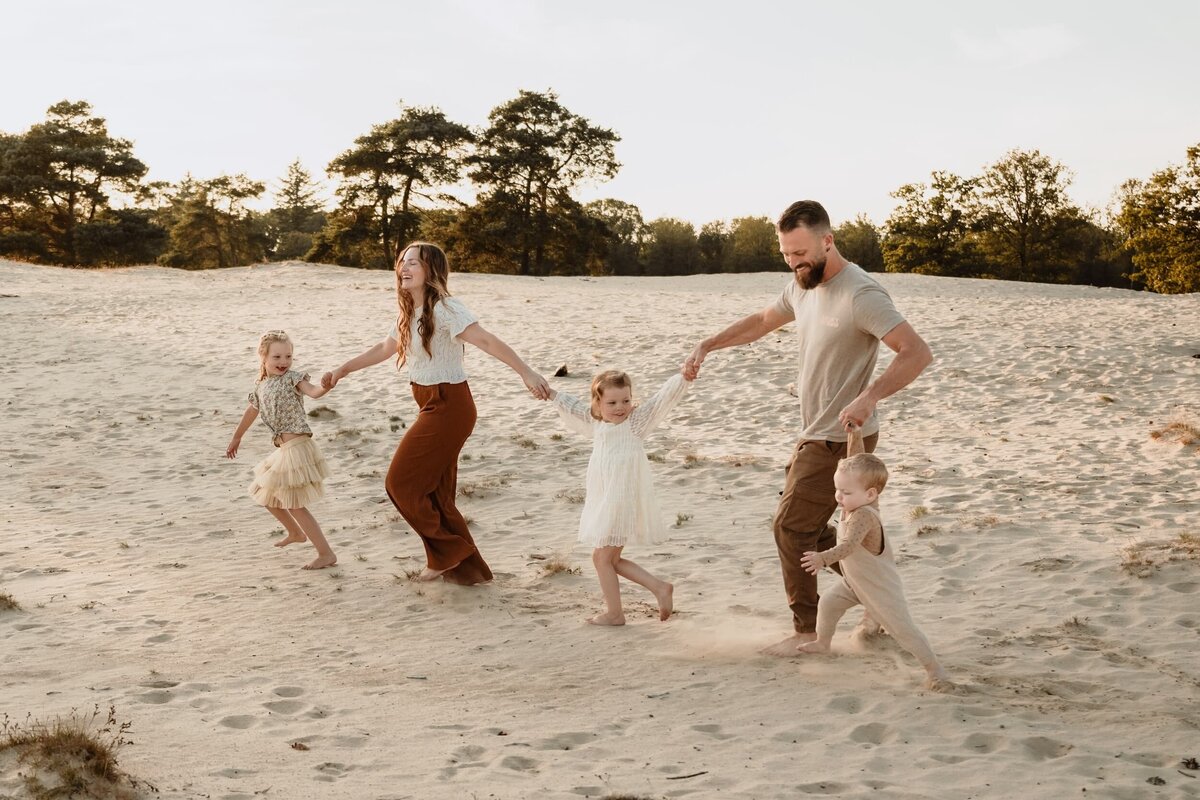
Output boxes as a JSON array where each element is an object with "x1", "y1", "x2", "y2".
[
  {"x1": 0, "y1": 705, "x2": 144, "y2": 799},
  {"x1": 512, "y1": 436, "x2": 538, "y2": 450},
  {"x1": 555, "y1": 488, "x2": 586, "y2": 505},
  {"x1": 355, "y1": 554, "x2": 367, "y2": 562},
  {"x1": 682, "y1": 453, "x2": 702, "y2": 469},
  {"x1": 79, "y1": 601, "x2": 97, "y2": 611},
  {"x1": 909, "y1": 506, "x2": 929, "y2": 520},
  {"x1": 1061, "y1": 616, "x2": 1090, "y2": 630},
  {"x1": 915, "y1": 524, "x2": 941, "y2": 537},
  {"x1": 1121, "y1": 533, "x2": 1200, "y2": 577},
  {"x1": 541, "y1": 555, "x2": 581, "y2": 576},
  {"x1": 0, "y1": 590, "x2": 21, "y2": 611},
  {"x1": 117, "y1": 541, "x2": 130, "y2": 550},
  {"x1": 1150, "y1": 417, "x2": 1200, "y2": 447},
  {"x1": 307, "y1": 405, "x2": 339, "y2": 419},
  {"x1": 647, "y1": 452, "x2": 666, "y2": 463},
  {"x1": 675, "y1": 513, "x2": 693, "y2": 527},
  {"x1": 550, "y1": 433, "x2": 564, "y2": 442},
  {"x1": 457, "y1": 474, "x2": 512, "y2": 499}
]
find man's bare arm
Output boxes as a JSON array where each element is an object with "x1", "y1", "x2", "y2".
[{"x1": 683, "y1": 305, "x2": 793, "y2": 379}]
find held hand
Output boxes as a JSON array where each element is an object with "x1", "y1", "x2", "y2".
[
  {"x1": 682, "y1": 344, "x2": 707, "y2": 381},
  {"x1": 524, "y1": 371, "x2": 551, "y2": 401},
  {"x1": 838, "y1": 393, "x2": 876, "y2": 430},
  {"x1": 799, "y1": 551, "x2": 823, "y2": 576},
  {"x1": 226, "y1": 438, "x2": 240, "y2": 459},
  {"x1": 320, "y1": 370, "x2": 340, "y2": 390}
]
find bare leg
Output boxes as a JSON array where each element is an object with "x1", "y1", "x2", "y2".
[
  {"x1": 923, "y1": 661, "x2": 954, "y2": 692},
  {"x1": 288, "y1": 507, "x2": 337, "y2": 570},
  {"x1": 267, "y1": 507, "x2": 307, "y2": 547},
  {"x1": 614, "y1": 558, "x2": 673, "y2": 620},
  {"x1": 588, "y1": 546, "x2": 625, "y2": 626}
]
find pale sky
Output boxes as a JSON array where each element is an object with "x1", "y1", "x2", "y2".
[{"x1": 4, "y1": 0, "x2": 1198, "y2": 228}]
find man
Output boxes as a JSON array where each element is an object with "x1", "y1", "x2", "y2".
[{"x1": 682, "y1": 200, "x2": 932, "y2": 656}]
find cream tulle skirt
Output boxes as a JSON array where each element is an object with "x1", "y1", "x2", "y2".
[{"x1": 249, "y1": 436, "x2": 329, "y2": 509}]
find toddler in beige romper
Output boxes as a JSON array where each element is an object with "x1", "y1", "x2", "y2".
[{"x1": 797, "y1": 427, "x2": 952, "y2": 690}]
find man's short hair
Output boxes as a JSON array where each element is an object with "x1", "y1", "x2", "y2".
[{"x1": 777, "y1": 200, "x2": 832, "y2": 234}]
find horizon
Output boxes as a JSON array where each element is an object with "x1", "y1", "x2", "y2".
[{"x1": 4, "y1": 0, "x2": 1199, "y2": 229}]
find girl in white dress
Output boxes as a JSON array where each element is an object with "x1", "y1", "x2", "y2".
[{"x1": 550, "y1": 369, "x2": 691, "y2": 625}]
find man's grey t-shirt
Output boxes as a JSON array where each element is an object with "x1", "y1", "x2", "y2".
[{"x1": 769, "y1": 263, "x2": 905, "y2": 442}]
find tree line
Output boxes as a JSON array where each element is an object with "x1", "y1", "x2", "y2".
[{"x1": 0, "y1": 96, "x2": 1196, "y2": 293}]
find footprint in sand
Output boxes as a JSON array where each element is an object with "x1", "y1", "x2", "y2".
[
  {"x1": 263, "y1": 699, "x2": 305, "y2": 715},
  {"x1": 848, "y1": 722, "x2": 893, "y2": 745},
  {"x1": 826, "y1": 695, "x2": 863, "y2": 714},
  {"x1": 962, "y1": 732, "x2": 1007, "y2": 753},
  {"x1": 273, "y1": 686, "x2": 305, "y2": 697},
  {"x1": 136, "y1": 690, "x2": 173, "y2": 705},
  {"x1": 218, "y1": 715, "x2": 256, "y2": 730},
  {"x1": 691, "y1": 723, "x2": 734, "y2": 740},
  {"x1": 534, "y1": 731, "x2": 596, "y2": 751},
  {"x1": 1021, "y1": 736, "x2": 1074, "y2": 760},
  {"x1": 795, "y1": 781, "x2": 851, "y2": 794},
  {"x1": 144, "y1": 633, "x2": 173, "y2": 644},
  {"x1": 499, "y1": 755, "x2": 539, "y2": 772}
]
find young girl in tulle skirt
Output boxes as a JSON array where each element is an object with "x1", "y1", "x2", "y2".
[
  {"x1": 226, "y1": 330, "x2": 338, "y2": 570},
  {"x1": 549, "y1": 369, "x2": 692, "y2": 625}
]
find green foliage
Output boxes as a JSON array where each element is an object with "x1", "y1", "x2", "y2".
[
  {"x1": 266, "y1": 159, "x2": 325, "y2": 260},
  {"x1": 974, "y1": 149, "x2": 1081, "y2": 283},
  {"x1": 466, "y1": 90, "x2": 620, "y2": 275},
  {"x1": 0, "y1": 100, "x2": 149, "y2": 265},
  {"x1": 306, "y1": 206, "x2": 386, "y2": 268},
  {"x1": 75, "y1": 208, "x2": 168, "y2": 266},
  {"x1": 157, "y1": 174, "x2": 268, "y2": 269},
  {"x1": 325, "y1": 104, "x2": 473, "y2": 268},
  {"x1": 834, "y1": 213, "x2": 884, "y2": 271},
  {"x1": 726, "y1": 216, "x2": 778, "y2": 273},
  {"x1": 642, "y1": 217, "x2": 700, "y2": 275},
  {"x1": 883, "y1": 172, "x2": 980, "y2": 276},
  {"x1": 697, "y1": 220, "x2": 729, "y2": 272},
  {"x1": 586, "y1": 198, "x2": 646, "y2": 275},
  {"x1": 1117, "y1": 143, "x2": 1200, "y2": 294}
]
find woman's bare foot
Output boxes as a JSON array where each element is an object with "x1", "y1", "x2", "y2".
[
  {"x1": 796, "y1": 639, "x2": 831, "y2": 655},
  {"x1": 301, "y1": 554, "x2": 337, "y2": 570},
  {"x1": 417, "y1": 566, "x2": 448, "y2": 582},
  {"x1": 760, "y1": 633, "x2": 814, "y2": 657},
  {"x1": 274, "y1": 531, "x2": 307, "y2": 548},
  {"x1": 587, "y1": 611, "x2": 626, "y2": 626},
  {"x1": 654, "y1": 582, "x2": 674, "y2": 621}
]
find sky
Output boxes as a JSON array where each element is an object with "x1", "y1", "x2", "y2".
[{"x1": 4, "y1": 0, "x2": 1199, "y2": 228}]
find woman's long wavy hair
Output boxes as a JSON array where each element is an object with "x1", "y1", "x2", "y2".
[{"x1": 395, "y1": 241, "x2": 453, "y2": 367}]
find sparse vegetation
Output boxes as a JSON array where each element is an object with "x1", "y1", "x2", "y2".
[
  {"x1": 1062, "y1": 616, "x2": 1090, "y2": 630},
  {"x1": 0, "y1": 705, "x2": 145, "y2": 799},
  {"x1": 308, "y1": 405, "x2": 338, "y2": 419},
  {"x1": 682, "y1": 453, "x2": 702, "y2": 469},
  {"x1": 915, "y1": 524, "x2": 941, "y2": 536},
  {"x1": 512, "y1": 436, "x2": 538, "y2": 450},
  {"x1": 550, "y1": 433, "x2": 564, "y2": 441},
  {"x1": 675, "y1": 513, "x2": 693, "y2": 527},
  {"x1": 1122, "y1": 533, "x2": 1200, "y2": 577},
  {"x1": 647, "y1": 452, "x2": 665, "y2": 463},
  {"x1": 0, "y1": 590, "x2": 20, "y2": 611},
  {"x1": 541, "y1": 554, "x2": 581, "y2": 576},
  {"x1": 555, "y1": 488, "x2": 586, "y2": 504},
  {"x1": 1150, "y1": 417, "x2": 1200, "y2": 447},
  {"x1": 909, "y1": 506, "x2": 929, "y2": 520},
  {"x1": 457, "y1": 474, "x2": 513, "y2": 499}
]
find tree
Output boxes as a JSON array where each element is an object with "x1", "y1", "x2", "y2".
[
  {"x1": 468, "y1": 90, "x2": 620, "y2": 275},
  {"x1": 642, "y1": 218, "x2": 700, "y2": 275},
  {"x1": 0, "y1": 100, "x2": 148, "y2": 264},
  {"x1": 267, "y1": 159, "x2": 325, "y2": 260},
  {"x1": 158, "y1": 175, "x2": 268, "y2": 269},
  {"x1": 326, "y1": 105, "x2": 473, "y2": 268},
  {"x1": 726, "y1": 216, "x2": 778, "y2": 273},
  {"x1": 834, "y1": 214, "x2": 884, "y2": 272},
  {"x1": 697, "y1": 220, "x2": 729, "y2": 272},
  {"x1": 883, "y1": 172, "x2": 979, "y2": 277},
  {"x1": 1116, "y1": 143, "x2": 1200, "y2": 294},
  {"x1": 974, "y1": 149, "x2": 1081, "y2": 282},
  {"x1": 585, "y1": 198, "x2": 646, "y2": 275}
]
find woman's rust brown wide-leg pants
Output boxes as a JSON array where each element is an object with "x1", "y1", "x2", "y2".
[{"x1": 385, "y1": 381, "x2": 492, "y2": 585}]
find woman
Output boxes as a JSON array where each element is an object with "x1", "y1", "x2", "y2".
[{"x1": 322, "y1": 242, "x2": 550, "y2": 585}]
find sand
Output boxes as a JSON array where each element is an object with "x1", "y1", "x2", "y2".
[{"x1": 1, "y1": 259, "x2": 1198, "y2": 799}]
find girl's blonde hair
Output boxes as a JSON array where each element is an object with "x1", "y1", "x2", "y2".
[
  {"x1": 257, "y1": 330, "x2": 292, "y2": 381},
  {"x1": 395, "y1": 241, "x2": 453, "y2": 367},
  {"x1": 590, "y1": 370, "x2": 633, "y2": 420},
  {"x1": 836, "y1": 453, "x2": 889, "y2": 493}
]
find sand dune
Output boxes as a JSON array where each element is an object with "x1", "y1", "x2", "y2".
[{"x1": 1, "y1": 260, "x2": 1198, "y2": 799}]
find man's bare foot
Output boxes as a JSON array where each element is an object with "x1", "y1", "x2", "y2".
[
  {"x1": 760, "y1": 633, "x2": 816, "y2": 657},
  {"x1": 654, "y1": 582, "x2": 674, "y2": 621},
  {"x1": 796, "y1": 639, "x2": 831, "y2": 655},
  {"x1": 301, "y1": 554, "x2": 337, "y2": 570},
  {"x1": 274, "y1": 532, "x2": 307, "y2": 548},
  {"x1": 587, "y1": 611, "x2": 626, "y2": 626}
]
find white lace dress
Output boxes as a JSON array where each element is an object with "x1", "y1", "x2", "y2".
[{"x1": 552, "y1": 374, "x2": 689, "y2": 547}]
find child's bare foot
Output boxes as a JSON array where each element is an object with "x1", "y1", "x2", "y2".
[
  {"x1": 924, "y1": 665, "x2": 955, "y2": 692},
  {"x1": 796, "y1": 639, "x2": 831, "y2": 655},
  {"x1": 587, "y1": 611, "x2": 626, "y2": 626},
  {"x1": 301, "y1": 554, "x2": 337, "y2": 570},
  {"x1": 760, "y1": 633, "x2": 814, "y2": 657},
  {"x1": 654, "y1": 582, "x2": 674, "y2": 620},
  {"x1": 274, "y1": 532, "x2": 307, "y2": 547}
]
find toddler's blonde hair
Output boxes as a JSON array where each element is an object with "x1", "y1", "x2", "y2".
[
  {"x1": 590, "y1": 370, "x2": 632, "y2": 420},
  {"x1": 257, "y1": 330, "x2": 292, "y2": 381},
  {"x1": 837, "y1": 453, "x2": 889, "y2": 493}
]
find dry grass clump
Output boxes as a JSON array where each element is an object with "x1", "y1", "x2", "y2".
[
  {"x1": 1150, "y1": 416, "x2": 1200, "y2": 447},
  {"x1": 457, "y1": 473, "x2": 512, "y2": 499},
  {"x1": 915, "y1": 524, "x2": 941, "y2": 537},
  {"x1": 0, "y1": 590, "x2": 20, "y2": 611},
  {"x1": 512, "y1": 435, "x2": 538, "y2": 450},
  {"x1": 539, "y1": 554, "x2": 581, "y2": 576},
  {"x1": 909, "y1": 506, "x2": 929, "y2": 520},
  {"x1": 555, "y1": 488, "x2": 586, "y2": 504},
  {"x1": 0, "y1": 705, "x2": 147, "y2": 799},
  {"x1": 1121, "y1": 534, "x2": 1200, "y2": 577},
  {"x1": 307, "y1": 405, "x2": 338, "y2": 419}
]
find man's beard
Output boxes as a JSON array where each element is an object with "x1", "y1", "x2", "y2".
[{"x1": 795, "y1": 256, "x2": 827, "y2": 290}]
